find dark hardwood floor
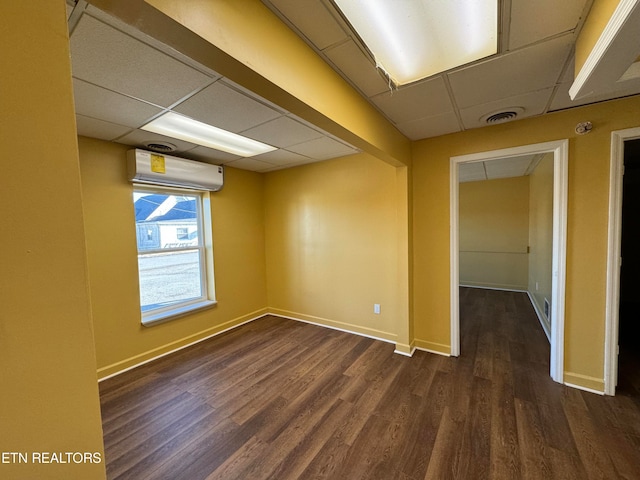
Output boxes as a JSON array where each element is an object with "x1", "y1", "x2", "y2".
[{"x1": 99, "y1": 288, "x2": 640, "y2": 479}]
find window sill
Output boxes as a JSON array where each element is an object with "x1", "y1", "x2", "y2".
[{"x1": 141, "y1": 300, "x2": 217, "y2": 327}]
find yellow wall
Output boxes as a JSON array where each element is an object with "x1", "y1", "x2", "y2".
[
  {"x1": 413, "y1": 94, "x2": 640, "y2": 390},
  {"x1": 528, "y1": 154, "x2": 554, "y2": 333},
  {"x1": 0, "y1": 1, "x2": 106, "y2": 479},
  {"x1": 79, "y1": 137, "x2": 268, "y2": 378},
  {"x1": 459, "y1": 177, "x2": 530, "y2": 290},
  {"x1": 264, "y1": 154, "x2": 404, "y2": 343}
]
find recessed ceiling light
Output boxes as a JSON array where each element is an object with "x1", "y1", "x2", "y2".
[
  {"x1": 334, "y1": 0, "x2": 498, "y2": 86},
  {"x1": 141, "y1": 112, "x2": 276, "y2": 157}
]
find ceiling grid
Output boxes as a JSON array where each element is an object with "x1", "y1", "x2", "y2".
[{"x1": 67, "y1": 0, "x2": 640, "y2": 172}]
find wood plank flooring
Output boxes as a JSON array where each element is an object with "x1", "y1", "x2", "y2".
[{"x1": 99, "y1": 288, "x2": 640, "y2": 479}]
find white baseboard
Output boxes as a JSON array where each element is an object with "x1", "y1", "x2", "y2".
[
  {"x1": 394, "y1": 347, "x2": 416, "y2": 357},
  {"x1": 98, "y1": 311, "x2": 267, "y2": 381},
  {"x1": 460, "y1": 284, "x2": 527, "y2": 293},
  {"x1": 564, "y1": 382, "x2": 605, "y2": 396},
  {"x1": 268, "y1": 311, "x2": 397, "y2": 347},
  {"x1": 100, "y1": 309, "x2": 412, "y2": 381},
  {"x1": 413, "y1": 346, "x2": 451, "y2": 357}
]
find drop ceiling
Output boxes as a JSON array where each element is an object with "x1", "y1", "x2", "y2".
[
  {"x1": 459, "y1": 154, "x2": 544, "y2": 183},
  {"x1": 67, "y1": 0, "x2": 640, "y2": 173},
  {"x1": 263, "y1": 0, "x2": 640, "y2": 139},
  {"x1": 66, "y1": 2, "x2": 359, "y2": 173}
]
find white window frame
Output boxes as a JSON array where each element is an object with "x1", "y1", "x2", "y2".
[{"x1": 134, "y1": 185, "x2": 216, "y2": 326}]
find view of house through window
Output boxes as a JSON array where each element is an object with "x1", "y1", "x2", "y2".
[{"x1": 133, "y1": 189, "x2": 209, "y2": 317}]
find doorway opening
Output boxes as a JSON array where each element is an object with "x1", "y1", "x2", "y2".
[
  {"x1": 450, "y1": 140, "x2": 568, "y2": 383},
  {"x1": 605, "y1": 128, "x2": 640, "y2": 395}
]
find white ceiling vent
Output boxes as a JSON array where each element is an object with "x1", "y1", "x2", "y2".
[{"x1": 481, "y1": 107, "x2": 525, "y2": 124}]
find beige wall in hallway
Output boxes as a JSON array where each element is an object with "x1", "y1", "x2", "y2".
[
  {"x1": 528, "y1": 154, "x2": 554, "y2": 334},
  {"x1": 459, "y1": 176, "x2": 530, "y2": 290}
]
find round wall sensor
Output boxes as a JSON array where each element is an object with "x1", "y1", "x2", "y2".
[{"x1": 575, "y1": 121, "x2": 593, "y2": 135}]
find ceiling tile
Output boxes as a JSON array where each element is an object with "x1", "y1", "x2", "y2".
[
  {"x1": 459, "y1": 155, "x2": 542, "y2": 182},
  {"x1": 241, "y1": 116, "x2": 323, "y2": 148},
  {"x1": 549, "y1": 53, "x2": 640, "y2": 110},
  {"x1": 252, "y1": 149, "x2": 312, "y2": 166},
  {"x1": 448, "y1": 34, "x2": 573, "y2": 108},
  {"x1": 115, "y1": 129, "x2": 198, "y2": 153},
  {"x1": 550, "y1": 79, "x2": 640, "y2": 111},
  {"x1": 396, "y1": 111, "x2": 461, "y2": 140},
  {"x1": 520, "y1": 154, "x2": 540, "y2": 172},
  {"x1": 263, "y1": 155, "x2": 325, "y2": 171},
  {"x1": 225, "y1": 158, "x2": 277, "y2": 172},
  {"x1": 173, "y1": 80, "x2": 282, "y2": 133},
  {"x1": 324, "y1": 39, "x2": 391, "y2": 97},
  {"x1": 84, "y1": 4, "x2": 223, "y2": 80},
  {"x1": 219, "y1": 77, "x2": 287, "y2": 114},
  {"x1": 288, "y1": 156, "x2": 325, "y2": 167},
  {"x1": 76, "y1": 115, "x2": 132, "y2": 141},
  {"x1": 559, "y1": 55, "x2": 575, "y2": 83},
  {"x1": 265, "y1": 0, "x2": 347, "y2": 50},
  {"x1": 484, "y1": 156, "x2": 534, "y2": 179},
  {"x1": 371, "y1": 76, "x2": 454, "y2": 124},
  {"x1": 459, "y1": 162, "x2": 487, "y2": 183},
  {"x1": 70, "y1": 14, "x2": 212, "y2": 107},
  {"x1": 183, "y1": 146, "x2": 241, "y2": 165},
  {"x1": 459, "y1": 88, "x2": 554, "y2": 129},
  {"x1": 73, "y1": 78, "x2": 163, "y2": 128},
  {"x1": 509, "y1": 0, "x2": 589, "y2": 49},
  {"x1": 262, "y1": 164, "x2": 293, "y2": 172},
  {"x1": 287, "y1": 137, "x2": 358, "y2": 159}
]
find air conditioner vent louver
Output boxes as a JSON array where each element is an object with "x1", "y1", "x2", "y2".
[{"x1": 486, "y1": 111, "x2": 518, "y2": 123}]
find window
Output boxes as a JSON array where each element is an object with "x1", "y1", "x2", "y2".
[
  {"x1": 176, "y1": 227, "x2": 189, "y2": 240},
  {"x1": 133, "y1": 187, "x2": 215, "y2": 325}
]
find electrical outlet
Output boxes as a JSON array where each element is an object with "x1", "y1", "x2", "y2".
[{"x1": 374, "y1": 304, "x2": 381, "y2": 314}]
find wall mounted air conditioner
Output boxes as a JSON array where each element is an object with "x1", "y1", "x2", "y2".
[{"x1": 127, "y1": 149, "x2": 224, "y2": 191}]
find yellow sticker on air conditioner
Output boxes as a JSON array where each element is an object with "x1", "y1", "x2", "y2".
[{"x1": 150, "y1": 154, "x2": 166, "y2": 174}]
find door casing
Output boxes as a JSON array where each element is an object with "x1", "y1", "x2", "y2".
[
  {"x1": 605, "y1": 127, "x2": 640, "y2": 395},
  {"x1": 450, "y1": 140, "x2": 568, "y2": 383}
]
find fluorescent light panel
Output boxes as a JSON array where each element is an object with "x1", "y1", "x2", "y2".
[
  {"x1": 141, "y1": 112, "x2": 276, "y2": 157},
  {"x1": 334, "y1": 0, "x2": 498, "y2": 85}
]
